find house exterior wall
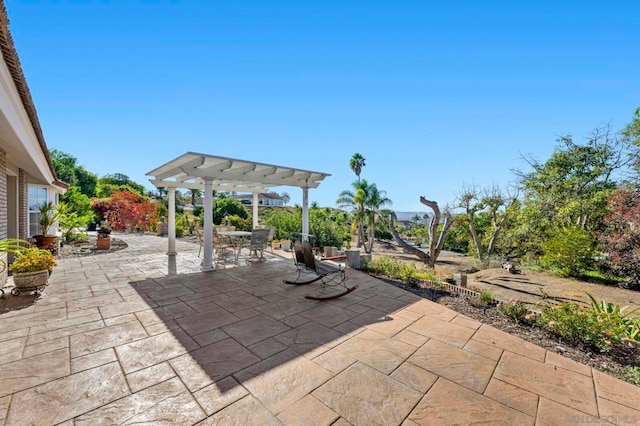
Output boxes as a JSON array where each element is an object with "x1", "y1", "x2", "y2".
[
  {"x1": 233, "y1": 193, "x2": 285, "y2": 206},
  {"x1": 0, "y1": 147, "x2": 7, "y2": 283},
  {"x1": 17, "y1": 168, "x2": 26, "y2": 239}
]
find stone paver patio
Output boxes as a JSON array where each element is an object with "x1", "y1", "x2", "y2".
[{"x1": 1, "y1": 233, "x2": 640, "y2": 425}]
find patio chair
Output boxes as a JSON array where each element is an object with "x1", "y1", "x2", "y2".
[
  {"x1": 283, "y1": 240, "x2": 357, "y2": 300},
  {"x1": 213, "y1": 226, "x2": 235, "y2": 259},
  {"x1": 246, "y1": 228, "x2": 271, "y2": 262},
  {"x1": 254, "y1": 225, "x2": 276, "y2": 252}
]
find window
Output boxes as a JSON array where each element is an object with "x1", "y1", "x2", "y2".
[{"x1": 28, "y1": 186, "x2": 48, "y2": 237}]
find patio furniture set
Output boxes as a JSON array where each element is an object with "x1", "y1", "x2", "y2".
[{"x1": 197, "y1": 226, "x2": 273, "y2": 263}]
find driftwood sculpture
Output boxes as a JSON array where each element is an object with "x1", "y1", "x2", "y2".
[{"x1": 388, "y1": 196, "x2": 453, "y2": 269}]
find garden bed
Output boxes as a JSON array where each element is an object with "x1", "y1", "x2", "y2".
[
  {"x1": 376, "y1": 275, "x2": 640, "y2": 387},
  {"x1": 58, "y1": 236, "x2": 128, "y2": 258}
]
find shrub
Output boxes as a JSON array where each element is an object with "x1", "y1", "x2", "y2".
[
  {"x1": 620, "y1": 366, "x2": 640, "y2": 386},
  {"x1": 537, "y1": 298, "x2": 637, "y2": 353},
  {"x1": 497, "y1": 298, "x2": 530, "y2": 324},
  {"x1": 471, "y1": 290, "x2": 494, "y2": 308},
  {"x1": 599, "y1": 189, "x2": 640, "y2": 289},
  {"x1": 541, "y1": 226, "x2": 597, "y2": 277},
  {"x1": 365, "y1": 257, "x2": 424, "y2": 283},
  {"x1": 93, "y1": 190, "x2": 156, "y2": 232},
  {"x1": 59, "y1": 211, "x2": 91, "y2": 243}
]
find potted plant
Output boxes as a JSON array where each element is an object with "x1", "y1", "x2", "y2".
[
  {"x1": 9, "y1": 247, "x2": 56, "y2": 291},
  {"x1": 96, "y1": 222, "x2": 112, "y2": 250},
  {"x1": 34, "y1": 202, "x2": 65, "y2": 250}
]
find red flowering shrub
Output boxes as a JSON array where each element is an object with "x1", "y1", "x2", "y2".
[
  {"x1": 599, "y1": 189, "x2": 640, "y2": 289},
  {"x1": 92, "y1": 190, "x2": 156, "y2": 232}
]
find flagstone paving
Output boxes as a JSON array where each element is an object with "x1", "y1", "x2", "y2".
[{"x1": 1, "y1": 233, "x2": 639, "y2": 425}]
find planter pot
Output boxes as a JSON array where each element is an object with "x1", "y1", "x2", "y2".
[
  {"x1": 272, "y1": 240, "x2": 280, "y2": 250},
  {"x1": 34, "y1": 235, "x2": 59, "y2": 252},
  {"x1": 280, "y1": 239, "x2": 291, "y2": 252},
  {"x1": 157, "y1": 222, "x2": 168, "y2": 236},
  {"x1": 96, "y1": 235, "x2": 111, "y2": 250},
  {"x1": 12, "y1": 269, "x2": 49, "y2": 288}
]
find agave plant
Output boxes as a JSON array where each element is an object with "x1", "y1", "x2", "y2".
[{"x1": 586, "y1": 292, "x2": 640, "y2": 342}]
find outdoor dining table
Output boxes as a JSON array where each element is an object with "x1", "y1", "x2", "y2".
[{"x1": 218, "y1": 230, "x2": 252, "y2": 261}]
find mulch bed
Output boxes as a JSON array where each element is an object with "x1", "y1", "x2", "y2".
[{"x1": 376, "y1": 275, "x2": 640, "y2": 387}]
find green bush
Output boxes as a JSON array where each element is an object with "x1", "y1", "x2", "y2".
[
  {"x1": 367, "y1": 257, "x2": 423, "y2": 283},
  {"x1": 541, "y1": 226, "x2": 597, "y2": 277},
  {"x1": 59, "y1": 211, "x2": 91, "y2": 243},
  {"x1": 471, "y1": 290, "x2": 494, "y2": 308},
  {"x1": 497, "y1": 298, "x2": 530, "y2": 324},
  {"x1": 537, "y1": 298, "x2": 637, "y2": 353},
  {"x1": 620, "y1": 366, "x2": 640, "y2": 386}
]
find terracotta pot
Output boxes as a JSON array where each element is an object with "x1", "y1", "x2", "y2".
[
  {"x1": 34, "y1": 235, "x2": 58, "y2": 250},
  {"x1": 96, "y1": 235, "x2": 111, "y2": 250},
  {"x1": 12, "y1": 269, "x2": 49, "y2": 288}
]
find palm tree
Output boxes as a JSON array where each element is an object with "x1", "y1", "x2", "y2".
[
  {"x1": 336, "y1": 179, "x2": 370, "y2": 247},
  {"x1": 364, "y1": 184, "x2": 392, "y2": 253},
  {"x1": 349, "y1": 153, "x2": 366, "y2": 182},
  {"x1": 189, "y1": 189, "x2": 202, "y2": 206}
]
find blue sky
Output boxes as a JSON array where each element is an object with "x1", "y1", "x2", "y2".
[{"x1": 6, "y1": 0, "x2": 639, "y2": 211}]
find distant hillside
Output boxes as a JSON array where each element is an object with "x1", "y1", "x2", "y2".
[{"x1": 394, "y1": 211, "x2": 432, "y2": 224}]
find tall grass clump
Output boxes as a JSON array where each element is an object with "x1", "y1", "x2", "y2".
[{"x1": 365, "y1": 257, "x2": 437, "y2": 283}]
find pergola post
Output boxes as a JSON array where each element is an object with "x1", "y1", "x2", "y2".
[
  {"x1": 302, "y1": 187, "x2": 309, "y2": 241},
  {"x1": 252, "y1": 192, "x2": 259, "y2": 229},
  {"x1": 166, "y1": 187, "x2": 177, "y2": 256},
  {"x1": 201, "y1": 179, "x2": 214, "y2": 271}
]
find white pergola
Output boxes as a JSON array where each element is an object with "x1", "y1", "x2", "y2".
[{"x1": 146, "y1": 152, "x2": 330, "y2": 271}]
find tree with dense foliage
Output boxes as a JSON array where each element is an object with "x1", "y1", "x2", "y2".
[
  {"x1": 389, "y1": 197, "x2": 453, "y2": 269},
  {"x1": 513, "y1": 125, "x2": 639, "y2": 270},
  {"x1": 517, "y1": 126, "x2": 635, "y2": 232},
  {"x1": 50, "y1": 150, "x2": 98, "y2": 196},
  {"x1": 74, "y1": 166, "x2": 98, "y2": 197},
  {"x1": 349, "y1": 153, "x2": 366, "y2": 182},
  {"x1": 50, "y1": 149, "x2": 77, "y2": 186},
  {"x1": 599, "y1": 189, "x2": 640, "y2": 289},
  {"x1": 211, "y1": 195, "x2": 248, "y2": 225},
  {"x1": 97, "y1": 173, "x2": 147, "y2": 197},
  {"x1": 622, "y1": 107, "x2": 640, "y2": 178}
]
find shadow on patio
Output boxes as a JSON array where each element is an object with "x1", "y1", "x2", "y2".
[{"x1": 3, "y1": 234, "x2": 640, "y2": 425}]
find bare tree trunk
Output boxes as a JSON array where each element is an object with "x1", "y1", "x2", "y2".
[
  {"x1": 365, "y1": 216, "x2": 375, "y2": 254},
  {"x1": 486, "y1": 214, "x2": 508, "y2": 258},
  {"x1": 388, "y1": 197, "x2": 453, "y2": 269},
  {"x1": 389, "y1": 212, "x2": 430, "y2": 263},
  {"x1": 466, "y1": 209, "x2": 484, "y2": 263}
]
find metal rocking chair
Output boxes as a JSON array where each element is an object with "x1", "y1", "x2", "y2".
[{"x1": 283, "y1": 240, "x2": 357, "y2": 300}]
